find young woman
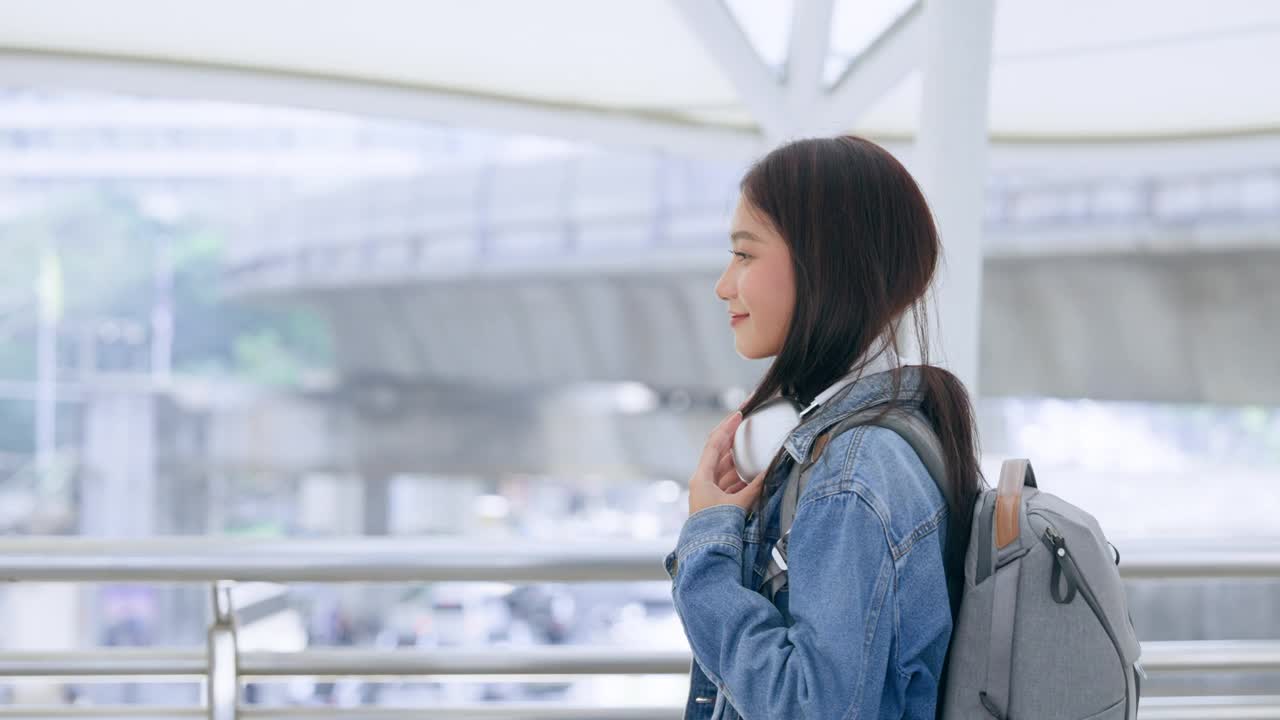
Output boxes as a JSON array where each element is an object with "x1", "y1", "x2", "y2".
[{"x1": 663, "y1": 136, "x2": 982, "y2": 719}]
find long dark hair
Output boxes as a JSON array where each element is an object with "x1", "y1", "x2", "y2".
[{"x1": 738, "y1": 135, "x2": 982, "y2": 610}]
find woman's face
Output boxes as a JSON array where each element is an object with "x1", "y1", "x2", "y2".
[{"x1": 716, "y1": 195, "x2": 796, "y2": 360}]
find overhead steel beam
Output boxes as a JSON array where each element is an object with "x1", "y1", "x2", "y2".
[
  {"x1": 782, "y1": 0, "x2": 837, "y2": 139},
  {"x1": 814, "y1": 2, "x2": 924, "y2": 136},
  {"x1": 668, "y1": 0, "x2": 790, "y2": 143}
]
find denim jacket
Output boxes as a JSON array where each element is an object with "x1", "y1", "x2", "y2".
[{"x1": 664, "y1": 367, "x2": 953, "y2": 720}]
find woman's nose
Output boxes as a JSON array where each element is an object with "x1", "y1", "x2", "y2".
[{"x1": 715, "y1": 265, "x2": 735, "y2": 301}]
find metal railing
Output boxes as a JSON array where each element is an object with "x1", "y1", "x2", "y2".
[{"x1": 0, "y1": 538, "x2": 1277, "y2": 719}]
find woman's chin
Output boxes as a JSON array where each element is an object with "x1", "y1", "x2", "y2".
[{"x1": 734, "y1": 337, "x2": 768, "y2": 361}]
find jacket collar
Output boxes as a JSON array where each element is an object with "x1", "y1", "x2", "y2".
[
  {"x1": 796, "y1": 338, "x2": 902, "y2": 421},
  {"x1": 782, "y1": 365, "x2": 926, "y2": 466}
]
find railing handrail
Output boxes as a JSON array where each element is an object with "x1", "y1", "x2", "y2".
[
  {"x1": 0, "y1": 641, "x2": 1277, "y2": 679},
  {"x1": 0, "y1": 537, "x2": 672, "y2": 583},
  {"x1": 2, "y1": 538, "x2": 1277, "y2": 719},
  {"x1": 1, "y1": 701, "x2": 1277, "y2": 720},
  {"x1": 0, "y1": 707, "x2": 687, "y2": 719},
  {"x1": 1, "y1": 537, "x2": 1278, "y2": 582}
]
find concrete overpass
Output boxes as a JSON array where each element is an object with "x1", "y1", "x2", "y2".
[{"x1": 226, "y1": 152, "x2": 1280, "y2": 406}]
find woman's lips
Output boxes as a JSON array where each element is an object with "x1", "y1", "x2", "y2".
[{"x1": 730, "y1": 314, "x2": 749, "y2": 327}]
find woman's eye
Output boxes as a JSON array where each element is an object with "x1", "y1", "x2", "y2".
[{"x1": 728, "y1": 250, "x2": 750, "y2": 262}]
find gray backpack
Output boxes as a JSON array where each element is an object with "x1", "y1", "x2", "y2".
[{"x1": 766, "y1": 408, "x2": 1144, "y2": 720}]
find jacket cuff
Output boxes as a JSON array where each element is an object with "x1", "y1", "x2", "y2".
[{"x1": 665, "y1": 504, "x2": 747, "y2": 580}]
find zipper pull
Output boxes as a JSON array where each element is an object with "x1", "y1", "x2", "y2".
[
  {"x1": 1044, "y1": 524, "x2": 1076, "y2": 605},
  {"x1": 1044, "y1": 525, "x2": 1067, "y2": 557}
]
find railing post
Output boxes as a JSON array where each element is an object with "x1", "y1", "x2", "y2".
[{"x1": 207, "y1": 581, "x2": 239, "y2": 720}]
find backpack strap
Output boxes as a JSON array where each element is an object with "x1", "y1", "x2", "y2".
[
  {"x1": 760, "y1": 407, "x2": 946, "y2": 601},
  {"x1": 980, "y1": 459, "x2": 1038, "y2": 720}
]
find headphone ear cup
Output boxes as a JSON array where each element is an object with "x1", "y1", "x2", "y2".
[{"x1": 732, "y1": 396, "x2": 802, "y2": 482}]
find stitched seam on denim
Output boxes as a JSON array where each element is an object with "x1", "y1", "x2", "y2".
[
  {"x1": 770, "y1": 489, "x2": 911, "y2": 720},
  {"x1": 784, "y1": 424, "x2": 864, "y2": 512},
  {"x1": 894, "y1": 505, "x2": 948, "y2": 561},
  {"x1": 889, "y1": 527, "x2": 950, "y2": 682},
  {"x1": 783, "y1": 490, "x2": 892, "y2": 720},
  {"x1": 794, "y1": 432, "x2": 868, "y2": 512},
  {"x1": 675, "y1": 506, "x2": 744, "y2": 568},
  {"x1": 846, "y1": 482, "x2": 895, "y2": 558},
  {"x1": 791, "y1": 424, "x2": 869, "y2": 507},
  {"x1": 852, "y1": 555, "x2": 893, "y2": 720},
  {"x1": 677, "y1": 534, "x2": 743, "y2": 565},
  {"x1": 842, "y1": 426, "x2": 945, "y2": 561},
  {"x1": 893, "y1": 566, "x2": 904, "y2": 683},
  {"x1": 839, "y1": 497, "x2": 894, "y2": 720},
  {"x1": 685, "y1": 504, "x2": 746, "y2": 525},
  {"x1": 687, "y1": 529, "x2": 742, "y2": 545},
  {"x1": 840, "y1": 424, "x2": 872, "y2": 490},
  {"x1": 799, "y1": 426, "x2": 867, "y2": 502}
]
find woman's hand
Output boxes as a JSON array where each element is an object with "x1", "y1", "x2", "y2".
[{"x1": 688, "y1": 411, "x2": 767, "y2": 516}]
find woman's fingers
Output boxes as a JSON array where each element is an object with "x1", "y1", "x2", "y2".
[
  {"x1": 717, "y1": 467, "x2": 744, "y2": 493},
  {"x1": 715, "y1": 448, "x2": 734, "y2": 483},
  {"x1": 687, "y1": 411, "x2": 759, "y2": 515},
  {"x1": 736, "y1": 470, "x2": 766, "y2": 507},
  {"x1": 711, "y1": 412, "x2": 742, "y2": 454},
  {"x1": 698, "y1": 412, "x2": 743, "y2": 475}
]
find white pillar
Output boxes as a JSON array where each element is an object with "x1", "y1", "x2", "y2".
[
  {"x1": 911, "y1": 0, "x2": 996, "y2": 396},
  {"x1": 81, "y1": 391, "x2": 156, "y2": 536},
  {"x1": 35, "y1": 250, "x2": 61, "y2": 482}
]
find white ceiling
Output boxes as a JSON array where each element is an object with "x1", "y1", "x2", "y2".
[{"x1": 1, "y1": 0, "x2": 1276, "y2": 147}]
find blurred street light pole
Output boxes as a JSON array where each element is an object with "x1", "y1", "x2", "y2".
[
  {"x1": 150, "y1": 227, "x2": 174, "y2": 387},
  {"x1": 141, "y1": 193, "x2": 183, "y2": 388}
]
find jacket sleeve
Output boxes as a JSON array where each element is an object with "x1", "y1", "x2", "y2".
[{"x1": 665, "y1": 490, "x2": 897, "y2": 720}]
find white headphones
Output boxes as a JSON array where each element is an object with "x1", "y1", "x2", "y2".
[{"x1": 730, "y1": 341, "x2": 911, "y2": 483}]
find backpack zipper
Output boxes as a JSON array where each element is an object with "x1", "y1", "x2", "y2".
[{"x1": 1036, "y1": 517, "x2": 1132, "y2": 717}]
